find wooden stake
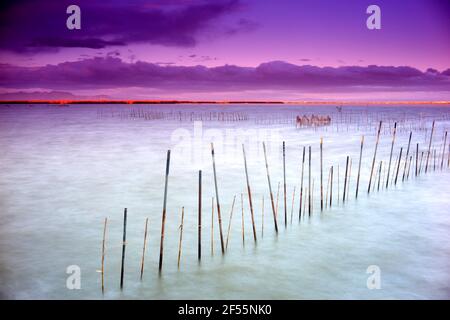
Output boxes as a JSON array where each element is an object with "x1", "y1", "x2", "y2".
[
  {"x1": 225, "y1": 195, "x2": 236, "y2": 250},
  {"x1": 308, "y1": 146, "x2": 312, "y2": 217},
  {"x1": 329, "y1": 166, "x2": 333, "y2": 207},
  {"x1": 402, "y1": 132, "x2": 412, "y2": 182},
  {"x1": 242, "y1": 144, "x2": 257, "y2": 242},
  {"x1": 377, "y1": 161, "x2": 382, "y2": 191},
  {"x1": 299, "y1": 146, "x2": 305, "y2": 221},
  {"x1": 211, "y1": 143, "x2": 225, "y2": 254},
  {"x1": 425, "y1": 120, "x2": 435, "y2": 173},
  {"x1": 283, "y1": 141, "x2": 287, "y2": 227},
  {"x1": 441, "y1": 131, "x2": 447, "y2": 170},
  {"x1": 158, "y1": 150, "x2": 171, "y2": 273},
  {"x1": 394, "y1": 147, "x2": 403, "y2": 185},
  {"x1": 177, "y1": 207, "x2": 185, "y2": 269},
  {"x1": 343, "y1": 156, "x2": 349, "y2": 202},
  {"x1": 320, "y1": 137, "x2": 323, "y2": 211},
  {"x1": 262, "y1": 142, "x2": 278, "y2": 233},
  {"x1": 290, "y1": 186, "x2": 296, "y2": 224},
  {"x1": 140, "y1": 218, "x2": 149, "y2": 280},
  {"x1": 386, "y1": 122, "x2": 397, "y2": 188},
  {"x1": 101, "y1": 217, "x2": 107, "y2": 293},
  {"x1": 211, "y1": 197, "x2": 214, "y2": 256},
  {"x1": 355, "y1": 135, "x2": 364, "y2": 198},
  {"x1": 368, "y1": 121, "x2": 382, "y2": 193},
  {"x1": 415, "y1": 143, "x2": 419, "y2": 177},
  {"x1": 241, "y1": 193, "x2": 245, "y2": 246},
  {"x1": 198, "y1": 170, "x2": 202, "y2": 261},
  {"x1": 120, "y1": 208, "x2": 127, "y2": 288}
]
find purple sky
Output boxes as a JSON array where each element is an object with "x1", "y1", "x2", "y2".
[{"x1": 0, "y1": 0, "x2": 449, "y2": 100}]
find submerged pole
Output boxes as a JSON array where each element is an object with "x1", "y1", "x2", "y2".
[
  {"x1": 394, "y1": 147, "x2": 403, "y2": 185},
  {"x1": 441, "y1": 131, "x2": 447, "y2": 170},
  {"x1": 283, "y1": 141, "x2": 287, "y2": 227},
  {"x1": 343, "y1": 156, "x2": 349, "y2": 202},
  {"x1": 308, "y1": 146, "x2": 312, "y2": 217},
  {"x1": 225, "y1": 195, "x2": 236, "y2": 250},
  {"x1": 402, "y1": 132, "x2": 412, "y2": 182},
  {"x1": 177, "y1": 207, "x2": 185, "y2": 269},
  {"x1": 320, "y1": 137, "x2": 323, "y2": 211}
]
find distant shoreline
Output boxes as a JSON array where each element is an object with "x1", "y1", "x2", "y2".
[{"x1": 0, "y1": 100, "x2": 449, "y2": 106}]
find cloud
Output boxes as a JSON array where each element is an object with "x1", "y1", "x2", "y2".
[
  {"x1": 0, "y1": 0, "x2": 245, "y2": 52},
  {"x1": 0, "y1": 58, "x2": 449, "y2": 95}
]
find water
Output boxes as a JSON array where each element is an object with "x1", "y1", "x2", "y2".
[{"x1": 0, "y1": 103, "x2": 449, "y2": 299}]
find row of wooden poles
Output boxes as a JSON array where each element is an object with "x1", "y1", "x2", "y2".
[{"x1": 100, "y1": 120, "x2": 449, "y2": 293}]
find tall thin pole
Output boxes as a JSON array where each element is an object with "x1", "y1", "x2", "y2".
[
  {"x1": 120, "y1": 208, "x2": 127, "y2": 288},
  {"x1": 283, "y1": 141, "x2": 287, "y2": 227},
  {"x1": 441, "y1": 131, "x2": 447, "y2": 170},
  {"x1": 262, "y1": 142, "x2": 278, "y2": 233},
  {"x1": 140, "y1": 218, "x2": 149, "y2": 280},
  {"x1": 241, "y1": 193, "x2": 245, "y2": 246},
  {"x1": 177, "y1": 207, "x2": 185, "y2": 269},
  {"x1": 355, "y1": 135, "x2": 364, "y2": 198},
  {"x1": 242, "y1": 145, "x2": 257, "y2": 242},
  {"x1": 402, "y1": 132, "x2": 412, "y2": 182},
  {"x1": 211, "y1": 143, "x2": 225, "y2": 254},
  {"x1": 225, "y1": 195, "x2": 236, "y2": 250},
  {"x1": 198, "y1": 170, "x2": 202, "y2": 261},
  {"x1": 329, "y1": 166, "x2": 333, "y2": 207},
  {"x1": 425, "y1": 120, "x2": 435, "y2": 173},
  {"x1": 158, "y1": 150, "x2": 171, "y2": 273},
  {"x1": 299, "y1": 146, "x2": 305, "y2": 221},
  {"x1": 415, "y1": 143, "x2": 419, "y2": 177},
  {"x1": 101, "y1": 217, "x2": 107, "y2": 293},
  {"x1": 308, "y1": 146, "x2": 312, "y2": 217},
  {"x1": 343, "y1": 156, "x2": 349, "y2": 202},
  {"x1": 211, "y1": 197, "x2": 214, "y2": 255},
  {"x1": 386, "y1": 122, "x2": 397, "y2": 188},
  {"x1": 368, "y1": 121, "x2": 382, "y2": 193},
  {"x1": 320, "y1": 137, "x2": 323, "y2": 211},
  {"x1": 394, "y1": 147, "x2": 403, "y2": 185}
]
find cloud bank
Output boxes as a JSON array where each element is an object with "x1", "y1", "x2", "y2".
[{"x1": 1, "y1": 58, "x2": 449, "y2": 96}]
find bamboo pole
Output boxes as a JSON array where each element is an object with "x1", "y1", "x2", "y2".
[
  {"x1": 211, "y1": 197, "x2": 214, "y2": 256},
  {"x1": 425, "y1": 120, "x2": 435, "y2": 173},
  {"x1": 368, "y1": 121, "x2": 382, "y2": 193},
  {"x1": 177, "y1": 207, "x2": 185, "y2": 269},
  {"x1": 262, "y1": 142, "x2": 278, "y2": 233},
  {"x1": 355, "y1": 135, "x2": 364, "y2": 198},
  {"x1": 394, "y1": 147, "x2": 403, "y2": 185},
  {"x1": 386, "y1": 122, "x2": 397, "y2": 188},
  {"x1": 283, "y1": 141, "x2": 287, "y2": 227},
  {"x1": 241, "y1": 193, "x2": 245, "y2": 246},
  {"x1": 210, "y1": 143, "x2": 225, "y2": 254},
  {"x1": 101, "y1": 217, "x2": 107, "y2": 293},
  {"x1": 225, "y1": 195, "x2": 236, "y2": 250},
  {"x1": 337, "y1": 164, "x2": 340, "y2": 205},
  {"x1": 325, "y1": 167, "x2": 331, "y2": 209},
  {"x1": 377, "y1": 161, "x2": 382, "y2": 191},
  {"x1": 402, "y1": 132, "x2": 412, "y2": 182},
  {"x1": 120, "y1": 208, "x2": 127, "y2": 288},
  {"x1": 320, "y1": 137, "x2": 323, "y2": 211},
  {"x1": 441, "y1": 131, "x2": 447, "y2": 170},
  {"x1": 329, "y1": 166, "x2": 333, "y2": 207},
  {"x1": 242, "y1": 144, "x2": 257, "y2": 242},
  {"x1": 308, "y1": 146, "x2": 312, "y2": 217},
  {"x1": 343, "y1": 156, "x2": 349, "y2": 202},
  {"x1": 347, "y1": 158, "x2": 352, "y2": 199},
  {"x1": 198, "y1": 170, "x2": 202, "y2": 261},
  {"x1": 261, "y1": 195, "x2": 264, "y2": 237},
  {"x1": 140, "y1": 217, "x2": 149, "y2": 280},
  {"x1": 158, "y1": 150, "x2": 171, "y2": 273},
  {"x1": 290, "y1": 186, "x2": 296, "y2": 224},
  {"x1": 407, "y1": 155, "x2": 412, "y2": 179},
  {"x1": 299, "y1": 146, "x2": 305, "y2": 221},
  {"x1": 415, "y1": 143, "x2": 419, "y2": 177}
]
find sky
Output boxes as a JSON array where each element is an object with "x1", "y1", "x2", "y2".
[{"x1": 0, "y1": 0, "x2": 449, "y2": 101}]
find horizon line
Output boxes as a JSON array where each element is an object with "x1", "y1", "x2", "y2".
[{"x1": 1, "y1": 99, "x2": 450, "y2": 106}]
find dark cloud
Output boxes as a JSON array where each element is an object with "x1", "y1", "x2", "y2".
[
  {"x1": 0, "y1": 58, "x2": 449, "y2": 93},
  {"x1": 0, "y1": 0, "x2": 244, "y2": 52}
]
